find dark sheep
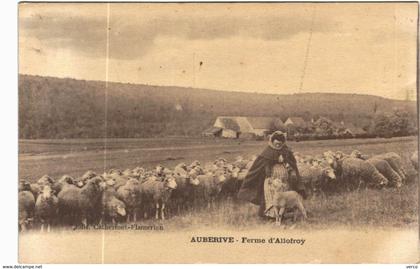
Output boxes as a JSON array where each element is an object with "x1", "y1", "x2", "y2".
[
  {"x1": 57, "y1": 177, "x2": 103, "y2": 226},
  {"x1": 116, "y1": 178, "x2": 141, "y2": 222},
  {"x1": 19, "y1": 190, "x2": 35, "y2": 231},
  {"x1": 140, "y1": 175, "x2": 177, "y2": 220}
]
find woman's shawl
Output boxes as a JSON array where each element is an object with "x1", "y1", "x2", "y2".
[{"x1": 237, "y1": 145, "x2": 302, "y2": 205}]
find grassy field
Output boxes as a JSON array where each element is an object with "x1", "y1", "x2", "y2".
[
  {"x1": 18, "y1": 136, "x2": 418, "y2": 229},
  {"x1": 19, "y1": 136, "x2": 418, "y2": 180}
]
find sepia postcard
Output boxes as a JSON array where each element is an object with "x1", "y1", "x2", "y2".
[{"x1": 18, "y1": 2, "x2": 419, "y2": 264}]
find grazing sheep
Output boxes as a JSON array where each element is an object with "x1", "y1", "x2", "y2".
[
  {"x1": 295, "y1": 162, "x2": 313, "y2": 190},
  {"x1": 310, "y1": 165, "x2": 336, "y2": 195},
  {"x1": 411, "y1": 151, "x2": 418, "y2": 171},
  {"x1": 335, "y1": 157, "x2": 388, "y2": 190},
  {"x1": 373, "y1": 152, "x2": 407, "y2": 182},
  {"x1": 140, "y1": 175, "x2": 177, "y2": 220},
  {"x1": 58, "y1": 177, "x2": 103, "y2": 226},
  {"x1": 19, "y1": 190, "x2": 35, "y2": 231},
  {"x1": 101, "y1": 184, "x2": 126, "y2": 224},
  {"x1": 35, "y1": 185, "x2": 58, "y2": 232},
  {"x1": 364, "y1": 158, "x2": 402, "y2": 188},
  {"x1": 116, "y1": 178, "x2": 141, "y2": 222},
  {"x1": 295, "y1": 162, "x2": 335, "y2": 196}
]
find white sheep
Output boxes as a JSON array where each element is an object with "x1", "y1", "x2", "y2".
[
  {"x1": 365, "y1": 158, "x2": 402, "y2": 188},
  {"x1": 35, "y1": 185, "x2": 58, "y2": 232},
  {"x1": 295, "y1": 162, "x2": 335, "y2": 195},
  {"x1": 335, "y1": 157, "x2": 388, "y2": 190},
  {"x1": 264, "y1": 162, "x2": 290, "y2": 219},
  {"x1": 269, "y1": 189, "x2": 307, "y2": 226},
  {"x1": 373, "y1": 152, "x2": 407, "y2": 182}
]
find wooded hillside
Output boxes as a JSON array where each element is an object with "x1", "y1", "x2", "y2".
[{"x1": 19, "y1": 75, "x2": 417, "y2": 139}]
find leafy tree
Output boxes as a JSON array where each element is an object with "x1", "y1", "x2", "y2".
[
  {"x1": 373, "y1": 113, "x2": 393, "y2": 137},
  {"x1": 389, "y1": 109, "x2": 411, "y2": 136}
]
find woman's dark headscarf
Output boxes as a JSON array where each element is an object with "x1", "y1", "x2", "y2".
[
  {"x1": 237, "y1": 130, "x2": 306, "y2": 205},
  {"x1": 270, "y1": 131, "x2": 286, "y2": 144}
]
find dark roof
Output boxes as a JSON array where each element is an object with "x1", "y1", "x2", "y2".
[
  {"x1": 219, "y1": 118, "x2": 241, "y2": 132},
  {"x1": 272, "y1": 118, "x2": 287, "y2": 131},
  {"x1": 246, "y1": 117, "x2": 275, "y2": 129},
  {"x1": 202, "y1": 127, "x2": 222, "y2": 135}
]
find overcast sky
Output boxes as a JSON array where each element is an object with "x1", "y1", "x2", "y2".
[{"x1": 19, "y1": 3, "x2": 417, "y2": 100}]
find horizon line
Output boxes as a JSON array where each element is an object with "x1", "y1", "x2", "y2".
[{"x1": 18, "y1": 72, "x2": 416, "y2": 102}]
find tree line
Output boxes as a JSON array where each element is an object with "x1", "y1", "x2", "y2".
[{"x1": 19, "y1": 75, "x2": 417, "y2": 139}]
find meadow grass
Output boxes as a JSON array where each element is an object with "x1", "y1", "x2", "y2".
[{"x1": 19, "y1": 136, "x2": 418, "y2": 229}]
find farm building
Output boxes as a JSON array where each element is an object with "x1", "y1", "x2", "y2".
[
  {"x1": 341, "y1": 123, "x2": 368, "y2": 137},
  {"x1": 247, "y1": 117, "x2": 285, "y2": 136},
  {"x1": 213, "y1": 116, "x2": 251, "y2": 138},
  {"x1": 208, "y1": 116, "x2": 283, "y2": 138},
  {"x1": 284, "y1": 117, "x2": 306, "y2": 127},
  {"x1": 202, "y1": 127, "x2": 222, "y2": 137}
]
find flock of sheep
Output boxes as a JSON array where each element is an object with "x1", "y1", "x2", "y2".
[{"x1": 18, "y1": 149, "x2": 418, "y2": 232}]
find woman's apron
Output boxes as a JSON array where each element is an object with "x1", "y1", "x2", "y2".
[{"x1": 264, "y1": 163, "x2": 290, "y2": 218}]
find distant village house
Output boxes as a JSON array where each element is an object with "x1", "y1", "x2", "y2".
[
  {"x1": 202, "y1": 116, "x2": 284, "y2": 139},
  {"x1": 284, "y1": 117, "x2": 306, "y2": 127}
]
